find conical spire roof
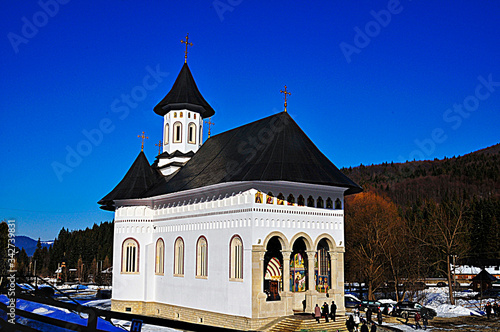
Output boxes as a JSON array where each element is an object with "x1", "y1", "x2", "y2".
[
  {"x1": 98, "y1": 151, "x2": 162, "y2": 211},
  {"x1": 153, "y1": 63, "x2": 215, "y2": 118}
]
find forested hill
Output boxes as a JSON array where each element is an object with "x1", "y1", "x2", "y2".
[{"x1": 342, "y1": 143, "x2": 500, "y2": 207}]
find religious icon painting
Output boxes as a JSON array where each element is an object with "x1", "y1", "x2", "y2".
[
  {"x1": 277, "y1": 193, "x2": 284, "y2": 205},
  {"x1": 255, "y1": 192, "x2": 263, "y2": 203},
  {"x1": 290, "y1": 253, "x2": 306, "y2": 292},
  {"x1": 266, "y1": 195, "x2": 274, "y2": 204}
]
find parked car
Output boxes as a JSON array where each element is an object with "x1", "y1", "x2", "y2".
[
  {"x1": 380, "y1": 302, "x2": 394, "y2": 315},
  {"x1": 393, "y1": 301, "x2": 437, "y2": 320},
  {"x1": 345, "y1": 294, "x2": 361, "y2": 308},
  {"x1": 436, "y1": 281, "x2": 447, "y2": 287},
  {"x1": 357, "y1": 300, "x2": 381, "y2": 312}
]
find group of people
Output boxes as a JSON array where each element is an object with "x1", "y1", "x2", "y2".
[
  {"x1": 485, "y1": 301, "x2": 500, "y2": 319},
  {"x1": 313, "y1": 301, "x2": 337, "y2": 323},
  {"x1": 345, "y1": 308, "x2": 382, "y2": 332},
  {"x1": 409, "y1": 311, "x2": 428, "y2": 330}
]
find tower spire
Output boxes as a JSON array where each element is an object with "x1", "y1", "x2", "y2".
[
  {"x1": 280, "y1": 85, "x2": 291, "y2": 112},
  {"x1": 181, "y1": 33, "x2": 193, "y2": 63},
  {"x1": 137, "y1": 131, "x2": 149, "y2": 152}
]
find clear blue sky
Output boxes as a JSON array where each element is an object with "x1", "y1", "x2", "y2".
[{"x1": 1, "y1": 1, "x2": 498, "y2": 240}]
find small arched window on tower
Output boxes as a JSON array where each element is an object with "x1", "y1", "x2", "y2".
[
  {"x1": 173, "y1": 122, "x2": 182, "y2": 143},
  {"x1": 335, "y1": 198, "x2": 342, "y2": 210},
  {"x1": 326, "y1": 197, "x2": 333, "y2": 209},
  {"x1": 155, "y1": 238, "x2": 164, "y2": 275},
  {"x1": 196, "y1": 236, "x2": 208, "y2": 278},
  {"x1": 188, "y1": 123, "x2": 196, "y2": 144},
  {"x1": 164, "y1": 124, "x2": 169, "y2": 145},
  {"x1": 174, "y1": 237, "x2": 184, "y2": 276},
  {"x1": 297, "y1": 195, "x2": 305, "y2": 206},
  {"x1": 287, "y1": 194, "x2": 295, "y2": 206},
  {"x1": 230, "y1": 235, "x2": 243, "y2": 280},
  {"x1": 317, "y1": 196, "x2": 324, "y2": 208},
  {"x1": 307, "y1": 195, "x2": 315, "y2": 207},
  {"x1": 122, "y1": 238, "x2": 139, "y2": 273}
]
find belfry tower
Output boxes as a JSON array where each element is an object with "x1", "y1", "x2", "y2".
[{"x1": 153, "y1": 34, "x2": 215, "y2": 176}]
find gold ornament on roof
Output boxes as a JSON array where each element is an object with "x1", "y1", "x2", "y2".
[
  {"x1": 205, "y1": 117, "x2": 215, "y2": 138},
  {"x1": 280, "y1": 85, "x2": 291, "y2": 112},
  {"x1": 137, "y1": 131, "x2": 149, "y2": 152},
  {"x1": 181, "y1": 33, "x2": 193, "y2": 63}
]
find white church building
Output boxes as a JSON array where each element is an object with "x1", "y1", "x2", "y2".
[{"x1": 98, "y1": 49, "x2": 362, "y2": 331}]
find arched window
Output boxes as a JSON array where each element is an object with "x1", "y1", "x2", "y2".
[
  {"x1": 230, "y1": 235, "x2": 243, "y2": 280},
  {"x1": 196, "y1": 236, "x2": 208, "y2": 277},
  {"x1": 307, "y1": 195, "x2": 315, "y2": 207},
  {"x1": 155, "y1": 238, "x2": 164, "y2": 275},
  {"x1": 326, "y1": 197, "x2": 333, "y2": 209},
  {"x1": 199, "y1": 126, "x2": 203, "y2": 146},
  {"x1": 173, "y1": 122, "x2": 182, "y2": 143},
  {"x1": 297, "y1": 195, "x2": 305, "y2": 206},
  {"x1": 277, "y1": 193, "x2": 285, "y2": 205},
  {"x1": 317, "y1": 196, "x2": 324, "y2": 208},
  {"x1": 266, "y1": 192, "x2": 274, "y2": 204},
  {"x1": 287, "y1": 194, "x2": 295, "y2": 206},
  {"x1": 335, "y1": 198, "x2": 342, "y2": 209},
  {"x1": 174, "y1": 237, "x2": 184, "y2": 276},
  {"x1": 164, "y1": 124, "x2": 169, "y2": 145},
  {"x1": 188, "y1": 122, "x2": 196, "y2": 144},
  {"x1": 122, "y1": 238, "x2": 139, "y2": 273}
]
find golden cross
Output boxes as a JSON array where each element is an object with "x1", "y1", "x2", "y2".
[
  {"x1": 181, "y1": 33, "x2": 193, "y2": 63},
  {"x1": 155, "y1": 140, "x2": 162, "y2": 155},
  {"x1": 280, "y1": 85, "x2": 291, "y2": 112},
  {"x1": 137, "y1": 131, "x2": 149, "y2": 152},
  {"x1": 204, "y1": 117, "x2": 215, "y2": 138}
]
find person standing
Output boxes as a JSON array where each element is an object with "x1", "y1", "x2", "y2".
[
  {"x1": 366, "y1": 308, "x2": 372, "y2": 323},
  {"x1": 370, "y1": 322, "x2": 377, "y2": 332},
  {"x1": 354, "y1": 314, "x2": 361, "y2": 331},
  {"x1": 330, "y1": 300, "x2": 337, "y2": 321},
  {"x1": 322, "y1": 302, "x2": 329, "y2": 323},
  {"x1": 377, "y1": 308, "x2": 383, "y2": 325},
  {"x1": 360, "y1": 321, "x2": 369, "y2": 332},
  {"x1": 486, "y1": 302, "x2": 492, "y2": 320},
  {"x1": 422, "y1": 314, "x2": 428, "y2": 330},
  {"x1": 414, "y1": 311, "x2": 422, "y2": 329},
  {"x1": 493, "y1": 302, "x2": 499, "y2": 317},
  {"x1": 346, "y1": 315, "x2": 355, "y2": 332},
  {"x1": 314, "y1": 304, "x2": 321, "y2": 323}
]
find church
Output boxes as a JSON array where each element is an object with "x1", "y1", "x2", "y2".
[{"x1": 98, "y1": 36, "x2": 362, "y2": 331}]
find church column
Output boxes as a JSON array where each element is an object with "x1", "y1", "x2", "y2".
[
  {"x1": 330, "y1": 247, "x2": 345, "y2": 314},
  {"x1": 281, "y1": 249, "x2": 293, "y2": 314},
  {"x1": 305, "y1": 250, "x2": 318, "y2": 312},
  {"x1": 252, "y1": 245, "x2": 267, "y2": 317}
]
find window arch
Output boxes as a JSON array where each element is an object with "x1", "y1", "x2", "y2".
[
  {"x1": 122, "y1": 238, "x2": 139, "y2": 273},
  {"x1": 335, "y1": 198, "x2": 342, "y2": 209},
  {"x1": 196, "y1": 236, "x2": 208, "y2": 277},
  {"x1": 287, "y1": 194, "x2": 295, "y2": 206},
  {"x1": 173, "y1": 122, "x2": 182, "y2": 143},
  {"x1": 174, "y1": 237, "x2": 184, "y2": 276},
  {"x1": 155, "y1": 238, "x2": 164, "y2": 275},
  {"x1": 297, "y1": 195, "x2": 305, "y2": 206},
  {"x1": 266, "y1": 192, "x2": 274, "y2": 204},
  {"x1": 277, "y1": 193, "x2": 285, "y2": 205},
  {"x1": 307, "y1": 195, "x2": 315, "y2": 207},
  {"x1": 230, "y1": 235, "x2": 243, "y2": 280},
  {"x1": 317, "y1": 196, "x2": 324, "y2": 208},
  {"x1": 164, "y1": 124, "x2": 169, "y2": 145},
  {"x1": 326, "y1": 197, "x2": 333, "y2": 209},
  {"x1": 188, "y1": 122, "x2": 196, "y2": 144}
]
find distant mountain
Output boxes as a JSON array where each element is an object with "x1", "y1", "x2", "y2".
[
  {"x1": 15, "y1": 235, "x2": 53, "y2": 256},
  {"x1": 342, "y1": 143, "x2": 500, "y2": 206}
]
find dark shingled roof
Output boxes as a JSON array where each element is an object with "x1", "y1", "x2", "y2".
[
  {"x1": 153, "y1": 63, "x2": 215, "y2": 118},
  {"x1": 144, "y1": 112, "x2": 362, "y2": 197},
  {"x1": 98, "y1": 151, "x2": 162, "y2": 210}
]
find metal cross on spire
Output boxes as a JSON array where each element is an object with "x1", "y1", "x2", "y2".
[
  {"x1": 137, "y1": 131, "x2": 149, "y2": 152},
  {"x1": 155, "y1": 140, "x2": 162, "y2": 155},
  {"x1": 181, "y1": 33, "x2": 193, "y2": 63},
  {"x1": 204, "y1": 117, "x2": 215, "y2": 138},
  {"x1": 280, "y1": 85, "x2": 291, "y2": 112}
]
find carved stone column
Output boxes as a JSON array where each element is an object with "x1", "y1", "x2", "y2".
[
  {"x1": 281, "y1": 249, "x2": 293, "y2": 314},
  {"x1": 330, "y1": 247, "x2": 345, "y2": 315},
  {"x1": 305, "y1": 250, "x2": 318, "y2": 312},
  {"x1": 252, "y1": 245, "x2": 267, "y2": 317}
]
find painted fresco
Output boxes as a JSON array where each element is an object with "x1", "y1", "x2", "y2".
[
  {"x1": 290, "y1": 253, "x2": 306, "y2": 292},
  {"x1": 265, "y1": 257, "x2": 282, "y2": 301},
  {"x1": 314, "y1": 250, "x2": 331, "y2": 293},
  {"x1": 255, "y1": 192, "x2": 263, "y2": 203}
]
